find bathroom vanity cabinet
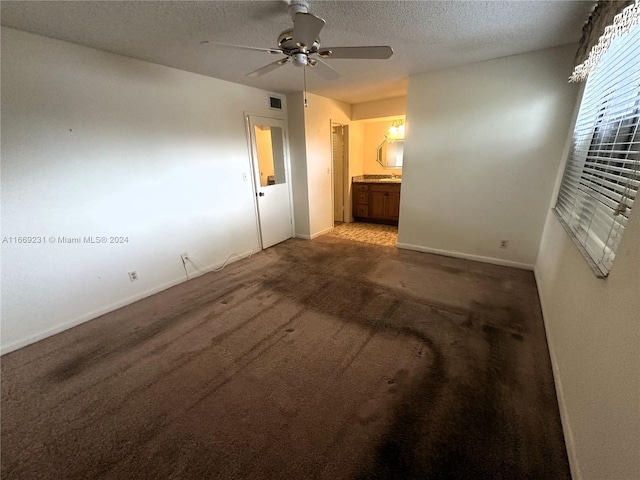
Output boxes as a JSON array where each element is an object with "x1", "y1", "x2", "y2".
[{"x1": 352, "y1": 182, "x2": 401, "y2": 224}]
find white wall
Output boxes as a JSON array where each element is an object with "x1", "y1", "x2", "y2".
[
  {"x1": 346, "y1": 121, "x2": 364, "y2": 223},
  {"x1": 0, "y1": 28, "x2": 286, "y2": 353},
  {"x1": 535, "y1": 123, "x2": 640, "y2": 478},
  {"x1": 286, "y1": 93, "x2": 311, "y2": 238},
  {"x1": 352, "y1": 96, "x2": 407, "y2": 121},
  {"x1": 398, "y1": 45, "x2": 579, "y2": 269}
]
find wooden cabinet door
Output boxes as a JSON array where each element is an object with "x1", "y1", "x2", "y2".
[
  {"x1": 387, "y1": 193, "x2": 400, "y2": 219},
  {"x1": 353, "y1": 182, "x2": 401, "y2": 222},
  {"x1": 369, "y1": 191, "x2": 387, "y2": 218},
  {"x1": 353, "y1": 183, "x2": 369, "y2": 219}
]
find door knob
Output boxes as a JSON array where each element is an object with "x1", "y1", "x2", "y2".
[{"x1": 258, "y1": 192, "x2": 265, "y2": 197}]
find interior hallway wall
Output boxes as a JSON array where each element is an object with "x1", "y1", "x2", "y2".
[
  {"x1": 399, "y1": 45, "x2": 579, "y2": 268},
  {"x1": 345, "y1": 121, "x2": 364, "y2": 223},
  {"x1": 286, "y1": 93, "x2": 311, "y2": 238},
  {"x1": 352, "y1": 96, "x2": 407, "y2": 121},
  {"x1": 288, "y1": 92, "x2": 364, "y2": 236},
  {"x1": 1, "y1": 27, "x2": 286, "y2": 353}
]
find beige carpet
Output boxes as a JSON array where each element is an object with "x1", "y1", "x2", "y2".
[
  {"x1": 1, "y1": 236, "x2": 569, "y2": 479},
  {"x1": 326, "y1": 222, "x2": 398, "y2": 247}
]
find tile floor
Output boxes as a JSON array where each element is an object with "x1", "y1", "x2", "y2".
[{"x1": 325, "y1": 221, "x2": 398, "y2": 247}]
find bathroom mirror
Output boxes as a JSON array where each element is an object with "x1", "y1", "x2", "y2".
[{"x1": 376, "y1": 139, "x2": 404, "y2": 169}]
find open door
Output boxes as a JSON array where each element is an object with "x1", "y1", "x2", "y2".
[{"x1": 247, "y1": 115, "x2": 293, "y2": 249}]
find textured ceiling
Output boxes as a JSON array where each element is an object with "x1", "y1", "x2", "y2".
[{"x1": 1, "y1": 1, "x2": 595, "y2": 104}]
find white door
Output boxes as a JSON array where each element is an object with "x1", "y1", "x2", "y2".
[{"x1": 247, "y1": 115, "x2": 293, "y2": 249}]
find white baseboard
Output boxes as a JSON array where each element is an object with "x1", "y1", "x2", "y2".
[
  {"x1": 310, "y1": 226, "x2": 334, "y2": 239},
  {"x1": 295, "y1": 233, "x2": 311, "y2": 240},
  {"x1": 396, "y1": 242, "x2": 534, "y2": 271},
  {"x1": 533, "y1": 267, "x2": 582, "y2": 480},
  {"x1": 1, "y1": 275, "x2": 188, "y2": 355},
  {"x1": 0, "y1": 248, "x2": 260, "y2": 356}
]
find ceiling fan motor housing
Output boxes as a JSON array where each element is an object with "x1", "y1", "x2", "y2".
[
  {"x1": 278, "y1": 29, "x2": 319, "y2": 54},
  {"x1": 235, "y1": 2, "x2": 392, "y2": 78}
]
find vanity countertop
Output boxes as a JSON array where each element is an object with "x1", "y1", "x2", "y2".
[{"x1": 352, "y1": 175, "x2": 402, "y2": 184}]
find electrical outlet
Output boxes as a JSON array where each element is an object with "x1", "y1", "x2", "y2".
[
  {"x1": 181, "y1": 252, "x2": 189, "y2": 262},
  {"x1": 500, "y1": 240, "x2": 509, "y2": 249},
  {"x1": 128, "y1": 271, "x2": 138, "y2": 282}
]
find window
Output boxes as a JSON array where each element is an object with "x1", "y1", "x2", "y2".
[{"x1": 554, "y1": 21, "x2": 640, "y2": 277}]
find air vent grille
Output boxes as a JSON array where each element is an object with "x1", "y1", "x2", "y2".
[{"x1": 269, "y1": 96, "x2": 283, "y2": 110}]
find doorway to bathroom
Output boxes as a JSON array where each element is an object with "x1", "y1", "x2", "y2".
[{"x1": 326, "y1": 116, "x2": 405, "y2": 247}]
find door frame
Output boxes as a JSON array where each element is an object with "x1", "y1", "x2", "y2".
[
  {"x1": 331, "y1": 121, "x2": 350, "y2": 224},
  {"x1": 244, "y1": 112, "x2": 295, "y2": 249}
]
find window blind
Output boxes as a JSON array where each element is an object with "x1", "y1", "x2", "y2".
[{"x1": 555, "y1": 20, "x2": 640, "y2": 277}]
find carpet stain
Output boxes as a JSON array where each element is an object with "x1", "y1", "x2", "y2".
[{"x1": 2, "y1": 236, "x2": 570, "y2": 480}]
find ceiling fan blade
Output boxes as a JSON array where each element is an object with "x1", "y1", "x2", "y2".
[
  {"x1": 292, "y1": 12, "x2": 325, "y2": 49},
  {"x1": 246, "y1": 58, "x2": 290, "y2": 78},
  {"x1": 309, "y1": 58, "x2": 340, "y2": 80},
  {"x1": 201, "y1": 41, "x2": 283, "y2": 55},
  {"x1": 317, "y1": 46, "x2": 394, "y2": 59}
]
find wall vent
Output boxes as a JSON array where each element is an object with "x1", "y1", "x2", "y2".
[{"x1": 269, "y1": 96, "x2": 283, "y2": 110}]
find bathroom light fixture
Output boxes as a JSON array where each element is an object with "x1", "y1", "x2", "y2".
[{"x1": 384, "y1": 120, "x2": 405, "y2": 142}]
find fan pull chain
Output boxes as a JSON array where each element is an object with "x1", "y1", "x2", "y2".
[{"x1": 303, "y1": 65, "x2": 308, "y2": 107}]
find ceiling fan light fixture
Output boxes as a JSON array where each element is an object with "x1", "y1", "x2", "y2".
[
  {"x1": 318, "y1": 50, "x2": 332, "y2": 58},
  {"x1": 292, "y1": 52, "x2": 308, "y2": 67}
]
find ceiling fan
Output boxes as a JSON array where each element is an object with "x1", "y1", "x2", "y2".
[{"x1": 201, "y1": 0, "x2": 393, "y2": 81}]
